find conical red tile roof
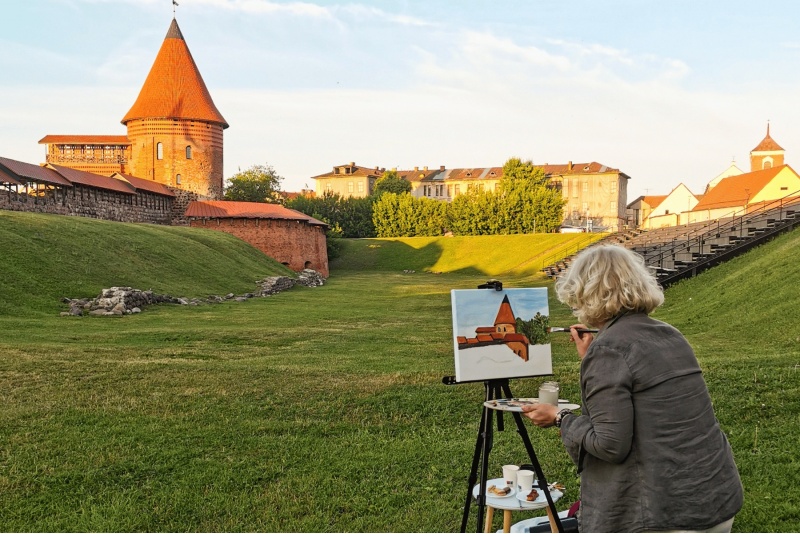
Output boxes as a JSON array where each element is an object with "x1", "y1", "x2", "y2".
[
  {"x1": 751, "y1": 124, "x2": 783, "y2": 152},
  {"x1": 121, "y1": 19, "x2": 228, "y2": 128},
  {"x1": 494, "y1": 295, "x2": 517, "y2": 326}
]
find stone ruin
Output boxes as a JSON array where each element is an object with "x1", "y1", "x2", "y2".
[{"x1": 61, "y1": 269, "x2": 326, "y2": 317}]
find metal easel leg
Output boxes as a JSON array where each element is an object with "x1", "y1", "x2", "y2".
[{"x1": 502, "y1": 383, "x2": 564, "y2": 533}]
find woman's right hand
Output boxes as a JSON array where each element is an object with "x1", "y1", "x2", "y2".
[{"x1": 569, "y1": 324, "x2": 594, "y2": 359}]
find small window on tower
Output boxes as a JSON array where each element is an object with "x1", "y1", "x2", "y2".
[
  {"x1": 186, "y1": 146, "x2": 192, "y2": 159},
  {"x1": 157, "y1": 142, "x2": 163, "y2": 160},
  {"x1": 176, "y1": 174, "x2": 181, "y2": 185}
]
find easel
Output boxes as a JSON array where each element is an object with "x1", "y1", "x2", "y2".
[{"x1": 443, "y1": 376, "x2": 565, "y2": 533}]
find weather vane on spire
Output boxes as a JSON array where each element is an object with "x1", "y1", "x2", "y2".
[{"x1": 173, "y1": 0, "x2": 179, "y2": 16}]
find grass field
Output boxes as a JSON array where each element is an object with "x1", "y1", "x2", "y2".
[{"x1": 0, "y1": 211, "x2": 798, "y2": 532}]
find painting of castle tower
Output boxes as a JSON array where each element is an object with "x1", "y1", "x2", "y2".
[{"x1": 451, "y1": 288, "x2": 552, "y2": 383}]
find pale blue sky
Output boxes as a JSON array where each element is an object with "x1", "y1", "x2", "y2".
[
  {"x1": 452, "y1": 288, "x2": 548, "y2": 338},
  {"x1": 4, "y1": 0, "x2": 800, "y2": 199}
]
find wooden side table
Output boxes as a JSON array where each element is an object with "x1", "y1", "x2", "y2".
[{"x1": 472, "y1": 478, "x2": 563, "y2": 533}]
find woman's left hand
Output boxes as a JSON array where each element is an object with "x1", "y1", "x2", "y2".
[{"x1": 521, "y1": 403, "x2": 559, "y2": 428}]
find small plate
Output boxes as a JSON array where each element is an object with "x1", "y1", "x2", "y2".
[
  {"x1": 486, "y1": 484, "x2": 516, "y2": 499},
  {"x1": 517, "y1": 487, "x2": 547, "y2": 505},
  {"x1": 484, "y1": 398, "x2": 581, "y2": 413}
]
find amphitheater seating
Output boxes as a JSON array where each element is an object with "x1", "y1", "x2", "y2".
[{"x1": 543, "y1": 195, "x2": 800, "y2": 288}]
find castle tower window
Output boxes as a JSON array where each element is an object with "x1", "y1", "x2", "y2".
[
  {"x1": 185, "y1": 146, "x2": 192, "y2": 159},
  {"x1": 157, "y1": 142, "x2": 164, "y2": 160},
  {"x1": 176, "y1": 174, "x2": 182, "y2": 185}
]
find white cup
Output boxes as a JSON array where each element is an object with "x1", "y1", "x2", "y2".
[
  {"x1": 539, "y1": 381, "x2": 560, "y2": 406},
  {"x1": 517, "y1": 469, "x2": 534, "y2": 493},
  {"x1": 502, "y1": 464, "x2": 519, "y2": 489}
]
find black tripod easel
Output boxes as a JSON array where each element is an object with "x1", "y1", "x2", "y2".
[{"x1": 445, "y1": 376, "x2": 564, "y2": 533}]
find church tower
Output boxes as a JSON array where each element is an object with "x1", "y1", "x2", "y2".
[
  {"x1": 122, "y1": 19, "x2": 228, "y2": 198},
  {"x1": 750, "y1": 123, "x2": 785, "y2": 172}
]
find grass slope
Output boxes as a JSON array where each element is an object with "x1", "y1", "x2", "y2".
[
  {"x1": 0, "y1": 211, "x2": 294, "y2": 316},
  {"x1": 0, "y1": 212, "x2": 798, "y2": 531},
  {"x1": 331, "y1": 233, "x2": 603, "y2": 277}
]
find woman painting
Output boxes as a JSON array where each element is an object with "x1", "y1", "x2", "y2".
[{"x1": 522, "y1": 245, "x2": 742, "y2": 532}]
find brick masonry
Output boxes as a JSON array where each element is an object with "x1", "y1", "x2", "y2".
[
  {"x1": 189, "y1": 217, "x2": 329, "y2": 277},
  {"x1": 0, "y1": 183, "x2": 173, "y2": 224}
]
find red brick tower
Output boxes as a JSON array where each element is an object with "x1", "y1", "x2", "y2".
[{"x1": 122, "y1": 18, "x2": 228, "y2": 198}]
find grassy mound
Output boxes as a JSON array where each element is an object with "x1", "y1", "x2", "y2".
[
  {"x1": 331, "y1": 233, "x2": 603, "y2": 277},
  {"x1": 0, "y1": 211, "x2": 294, "y2": 316}
]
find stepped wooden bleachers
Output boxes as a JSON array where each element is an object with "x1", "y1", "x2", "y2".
[{"x1": 542, "y1": 192, "x2": 800, "y2": 287}]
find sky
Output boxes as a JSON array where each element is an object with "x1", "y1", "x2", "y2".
[{"x1": 4, "y1": 0, "x2": 800, "y2": 200}]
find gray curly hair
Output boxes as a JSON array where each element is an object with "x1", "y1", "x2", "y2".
[{"x1": 555, "y1": 245, "x2": 664, "y2": 327}]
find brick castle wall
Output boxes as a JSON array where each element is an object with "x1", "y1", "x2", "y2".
[{"x1": 189, "y1": 218, "x2": 329, "y2": 277}]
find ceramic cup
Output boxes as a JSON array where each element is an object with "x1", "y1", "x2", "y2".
[
  {"x1": 517, "y1": 469, "x2": 534, "y2": 493},
  {"x1": 502, "y1": 464, "x2": 519, "y2": 489},
  {"x1": 539, "y1": 381, "x2": 560, "y2": 406}
]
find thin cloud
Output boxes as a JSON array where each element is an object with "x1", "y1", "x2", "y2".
[{"x1": 338, "y1": 4, "x2": 435, "y2": 27}]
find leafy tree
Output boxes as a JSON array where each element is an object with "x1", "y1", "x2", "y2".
[
  {"x1": 495, "y1": 157, "x2": 565, "y2": 234},
  {"x1": 516, "y1": 312, "x2": 550, "y2": 345},
  {"x1": 325, "y1": 223, "x2": 345, "y2": 260},
  {"x1": 372, "y1": 193, "x2": 447, "y2": 237},
  {"x1": 286, "y1": 192, "x2": 375, "y2": 238},
  {"x1": 372, "y1": 170, "x2": 412, "y2": 197},
  {"x1": 224, "y1": 164, "x2": 283, "y2": 203},
  {"x1": 446, "y1": 188, "x2": 496, "y2": 236}
]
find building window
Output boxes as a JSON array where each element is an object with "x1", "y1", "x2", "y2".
[
  {"x1": 326, "y1": 183, "x2": 333, "y2": 191},
  {"x1": 611, "y1": 181, "x2": 617, "y2": 193},
  {"x1": 157, "y1": 142, "x2": 163, "y2": 160},
  {"x1": 454, "y1": 184, "x2": 460, "y2": 196},
  {"x1": 348, "y1": 181, "x2": 354, "y2": 193},
  {"x1": 611, "y1": 201, "x2": 617, "y2": 211},
  {"x1": 358, "y1": 182, "x2": 364, "y2": 193},
  {"x1": 447, "y1": 185, "x2": 452, "y2": 197},
  {"x1": 185, "y1": 146, "x2": 192, "y2": 159},
  {"x1": 176, "y1": 174, "x2": 181, "y2": 185},
  {"x1": 582, "y1": 181, "x2": 588, "y2": 192}
]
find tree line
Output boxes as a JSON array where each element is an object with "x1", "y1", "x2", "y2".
[{"x1": 223, "y1": 158, "x2": 566, "y2": 248}]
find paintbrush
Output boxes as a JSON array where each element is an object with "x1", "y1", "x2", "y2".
[{"x1": 547, "y1": 327, "x2": 599, "y2": 334}]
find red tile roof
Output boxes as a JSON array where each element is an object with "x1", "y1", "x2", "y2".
[
  {"x1": 642, "y1": 195, "x2": 668, "y2": 209},
  {"x1": 541, "y1": 162, "x2": 622, "y2": 175},
  {"x1": 121, "y1": 19, "x2": 228, "y2": 128},
  {"x1": 0, "y1": 157, "x2": 72, "y2": 186},
  {"x1": 751, "y1": 125, "x2": 784, "y2": 152},
  {"x1": 185, "y1": 200, "x2": 328, "y2": 226},
  {"x1": 693, "y1": 165, "x2": 787, "y2": 211},
  {"x1": 38, "y1": 135, "x2": 130, "y2": 145},
  {"x1": 412, "y1": 162, "x2": 626, "y2": 182},
  {"x1": 111, "y1": 173, "x2": 176, "y2": 197},
  {"x1": 47, "y1": 164, "x2": 136, "y2": 195},
  {"x1": 311, "y1": 163, "x2": 384, "y2": 179},
  {"x1": 494, "y1": 296, "x2": 516, "y2": 325}
]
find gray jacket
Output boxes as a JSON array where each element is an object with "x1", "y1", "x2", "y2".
[{"x1": 560, "y1": 313, "x2": 743, "y2": 532}]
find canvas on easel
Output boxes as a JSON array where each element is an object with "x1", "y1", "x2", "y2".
[{"x1": 451, "y1": 287, "x2": 552, "y2": 383}]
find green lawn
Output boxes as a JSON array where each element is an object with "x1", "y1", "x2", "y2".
[{"x1": 0, "y1": 211, "x2": 798, "y2": 531}]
